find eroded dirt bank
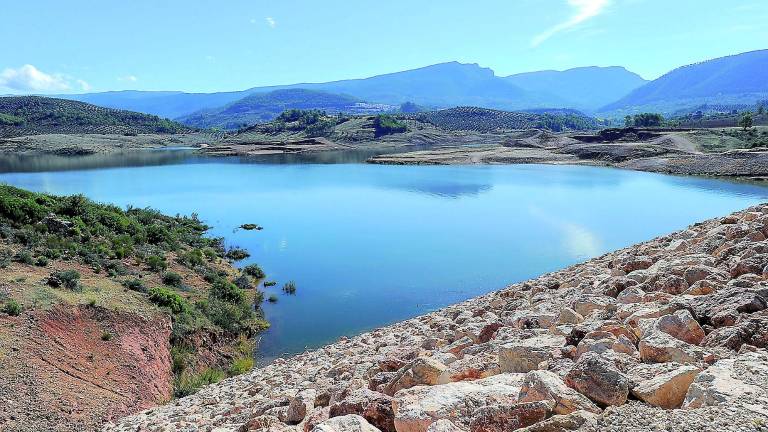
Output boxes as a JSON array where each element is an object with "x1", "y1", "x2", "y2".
[
  {"x1": 106, "y1": 205, "x2": 768, "y2": 432},
  {"x1": 0, "y1": 305, "x2": 172, "y2": 431}
]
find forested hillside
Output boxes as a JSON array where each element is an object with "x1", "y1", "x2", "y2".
[
  {"x1": 0, "y1": 96, "x2": 190, "y2": 138},
  {"x1": 413, "y1": 107, "x2": 601, "y2": 132}
]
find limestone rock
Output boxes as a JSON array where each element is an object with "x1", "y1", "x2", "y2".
[
  {"x1": 385, "y1": 357, "x2": 447, "y2": 395},
  {"x1": 516, "y1": 410, "x2": 598, "y2": 432},
  {"x1": 557, "y1": 308, "x2": 583, "y2": 325},
  {"x1": 683, "y1": 351, "x2": 768, "y2": 409},
  {"x1": 653, "y1": 310, "x2": 705, "y2": 345},
  {"x1": 425, "y1": 419, "x2": 463, "y2": 432},
  {"x1": 287, "y1": 389, "x2": 317, "y2": 424},
  {"x1": 329, "y1": 389, "x2": 395, "y2": 432},
  {"x1": 392, "y1": 374, "x2": 524, "y2": 432},
  {"x1": 499, "y1": 334, "x2": 565, "y2": 373},
  {"x1": 469, "y1": 401, "x2": 553, "y2": 432},
  {"x1": 436, "y1": 353, "x2": 500, "y2": 384},
  {"x1": 564, "y1": 352, "x2": 629, "y2": 407},
  {"x1": 518, "y1": 370, "x2": 600, "y2": 415},
  {"x1": 630, "y1": 365, "x2": 700, "y2": 409},
  {"x1": 638, "y1": 327, "x2": 706, "y2": 364},
  {"x1": 311, "y1": 414, "x2": 382, "y2": 432}
]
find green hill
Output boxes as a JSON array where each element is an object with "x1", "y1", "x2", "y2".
[
  {"x1": 178, "y1": 89, "x2": 391, "y2": 130},
  {"x1": 0, "y1": 96, "x2": 191, "y2": 138},
  {"x1": 412, "y1": 107, "x2": 601, "y2": 133}
]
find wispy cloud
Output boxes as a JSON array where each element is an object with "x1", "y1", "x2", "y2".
[
  {"x1": 117, "y1": 75, "x2": 138, "y2": 83},
  {"x1": 0, "y1": 64, "x2": 74, "y2": 92},
  {"x1": 265, "y1": 17, "x2": 276, "y2": 28},
  {"x1": 76, "y1": 79, "x2": 92, "y2": 91},
  {"x1": 532, "y1": 0, "x2": 610, "y2": 47}
]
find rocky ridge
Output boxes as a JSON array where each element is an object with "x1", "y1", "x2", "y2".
[{"x1": 105, "y1": 205, "x2": 768, "y2": 432}]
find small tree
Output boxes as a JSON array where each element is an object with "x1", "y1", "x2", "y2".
[
  {"x1": 624, "y1": 115, "x2": 633, "y2": 127},
  {"x1": 739, "y1": 112, "x2": 754, "y2": 130},
  {"x1": 758, "y1": 105, "x2": 765, "y2": 116}
]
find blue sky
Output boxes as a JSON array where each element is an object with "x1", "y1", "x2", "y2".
[{"x1": 1, "y1": 0, "x2": 766, "y2": 94}]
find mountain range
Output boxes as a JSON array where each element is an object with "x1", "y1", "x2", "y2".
[
  {"x1": 55, "y1": 49, "x2": 768, "y2": 125},
  {"x1": 601, "y1": 49, "x2": 768, "y2": 114}
]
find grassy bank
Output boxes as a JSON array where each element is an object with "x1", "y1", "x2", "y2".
[{"x1": 0, "y1": 184, "x2": 268, "y2": 396}]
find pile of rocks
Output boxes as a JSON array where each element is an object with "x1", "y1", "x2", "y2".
[{"x1": 105, "y1": 205, "x2": 768, "y2": 432}]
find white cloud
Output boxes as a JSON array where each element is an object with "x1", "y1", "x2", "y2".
[
  {"x1": 76, "y1": 79, "x2": 92, "y2": 91},
  {"x1": 532, "y1": 0, "x2": 610, "y2": 47},
  {"x1": 266, "y1": 17, "x2": 276, "y2": 28},
  {"x1": 0, "y1": 64, "x2": 72, "y2": 92},
  {"x1": 250, "y1": 18, "x2": 257, "y2": 24},
  {"x1": 117, "y1": 75, "x2": 138, "y2": 83}
]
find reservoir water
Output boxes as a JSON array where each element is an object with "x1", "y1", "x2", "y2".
[{"x1": 1, "y1": 150, "x2": 767, "y2": 361}]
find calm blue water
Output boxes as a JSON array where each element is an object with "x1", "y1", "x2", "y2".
[{"x1": 1, "y1": 151, "x2": 767, "y2": 361}]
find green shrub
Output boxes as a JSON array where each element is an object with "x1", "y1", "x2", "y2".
[
  {"x1": 229, "y1": 357, "x2": 254, "y2": 375},
  {"x1": 0, "y1": 249, "x2": 12, "y2": 268},
  {"x1": 173, "y1": 368, "x2": 226, "y2": 398},
  {"x1": 263, "y1": 280, "x2": 277, "y2": 287},
  {"x1": 282, "y1": 280, "x2": 297, "y2": 295},
  {"x1": 48, "y1": 269, "x2": 81, "y2": 290},
  {"x1": 0, "y1": 195, "x2": 47, "y2": 224},
  {"x1": 145, "y1": 254, "x2": 168, "y2": 272},
  {"x1": 35, "y1": 256, "x2": 49, "y2": 267},
  {"x1": 209, "y1": 279, "x2": 246, "y2": 304},
  {"x1": 162, "y1": 271, "x2": 183, "y2": 287},
  {"x1": 148, "y1": 287, "x2": 187, "y2": 314},
  {"x1": 225, "y1": 247, "x2": 250, "y2": 261},
  {"x1": 170, "y1": 345, "x2": 191, "y2": 375},
  {"x1": 267, "y1": 294, "x2": 278, "y2": 303},
  {"x1": 178, "y1": 248, "x2": 205, "y2": 267},
  {"x1": 104, "y1": 260, "x2": 128, "y2": 276},
  {"x1": 2, "y1": 299, "x2": 22, "y2": 316},
  {"x1": 122, "y1": 278, "x2": 147, "y2": 293},
  {"x1": 146, "y1": 224, "x2": 170, "y2": 244},
  {"x1": 233, "y1": 274, "x2": 252, "y2": 290},
  {"x1": 202, "y1": 247, "x2": 218, "y2": 261},
  {"x1": 14, "y1": 250, "x2": 34, "y2": 265},
  {"x1": 199, "y1": 298, "x2": 255, "y2": 334},
  {"x1": 242, "y1": 263, "x2": 265, "y2": 279},
  {"x1": 101, "y1": 331, "x2": 113, "y2": 341}
]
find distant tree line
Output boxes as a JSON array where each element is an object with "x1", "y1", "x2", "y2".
[
  {"x1": 373, "y1": 114, "x2": 407, "y2": 136},
  {"x1": 624, "y1": 113, "x2": 665, "y2": 128}
]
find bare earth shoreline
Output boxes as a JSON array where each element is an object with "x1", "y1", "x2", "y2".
[{"x1": 366, "y1": 144, "x2": 768, "y2": 179}]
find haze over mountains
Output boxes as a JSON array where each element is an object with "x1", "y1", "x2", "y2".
[
  {"x1": 506, "y1": 66, "x2": 647, "y2": 110},
  {"x1": 176, "y1": 89, "x2": 389, "y2": 130},
  {"x1": 54, "y1": 49, "x2": 768, "y2": 126},
  {"x1": 602, "y1": 49, "x2": 768, "y2": 113}
]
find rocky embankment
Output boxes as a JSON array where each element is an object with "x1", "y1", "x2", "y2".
[{"x1": 106, "y1": 205, "x2": 768, "y2": 432}]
